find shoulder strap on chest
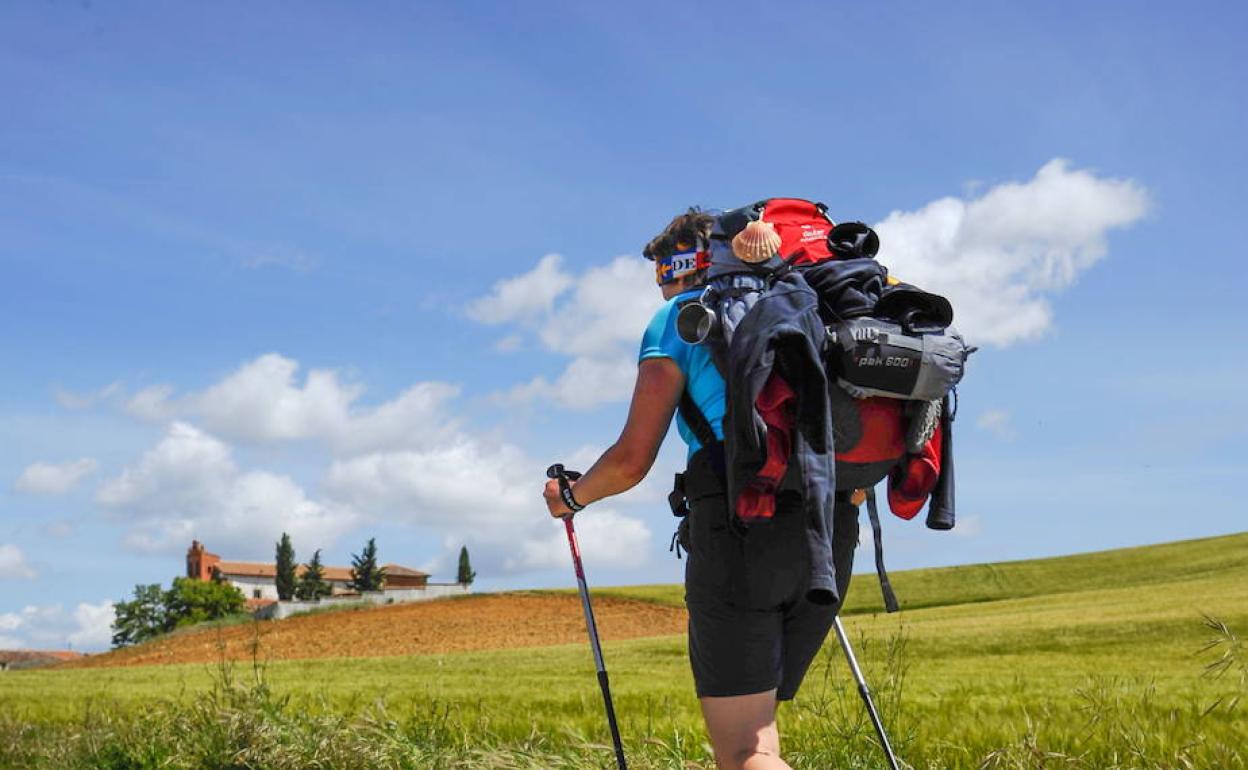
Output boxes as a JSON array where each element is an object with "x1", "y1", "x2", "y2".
[{"x1": 679, "y1": 390, "x2": 719, "y2": 451}]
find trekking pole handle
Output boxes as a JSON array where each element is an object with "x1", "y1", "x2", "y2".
[
  {"x1": 546, "y1": 463, "x2": 585, "y2": 513},
  {"x1": 546, "y1": 463, "x2": 582, "y2": 481}
]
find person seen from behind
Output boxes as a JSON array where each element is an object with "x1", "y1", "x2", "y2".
[{"x1": 541, "y1": 208, "x2": 859, "y2": 770}]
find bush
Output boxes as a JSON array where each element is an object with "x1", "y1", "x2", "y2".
[
  {"x1": 163, "y1": 577, "x2": 246, "y2": 629},
  {"x1": 111, "y1": 578, "x2": 246, "y2": 648}
]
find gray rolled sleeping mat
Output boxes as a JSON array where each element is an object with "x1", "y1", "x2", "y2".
[{"x1": 826, "y1": 318, "x2": 968, "y2": 402}]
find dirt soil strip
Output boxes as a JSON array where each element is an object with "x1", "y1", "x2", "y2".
[{"x1": 65, "y1": 594, "x2": 688, "y2": 669}]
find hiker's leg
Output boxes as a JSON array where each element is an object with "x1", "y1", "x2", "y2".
[
  {"x1": 700, "y1": 690, "x2": 792, "y2": 770},
  {"x1": 775, "y1": 498, "x2": 862, "y2": 699},
  {"x1": 831, "y1": 497, "x2": 860, "y2": 602}
]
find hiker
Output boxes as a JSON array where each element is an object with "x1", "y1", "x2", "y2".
[{"x1": 542, "y1": 208, "x2": 859, "y2": 770}]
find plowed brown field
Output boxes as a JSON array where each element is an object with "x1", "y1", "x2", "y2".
[{"x1": 66, "y1": 594, "x2": 687, "y2": 669}]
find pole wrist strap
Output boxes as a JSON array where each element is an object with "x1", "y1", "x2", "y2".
[
  {"x1": 559, "y1": 482, "x2": 586, "y2": 512},
  {"x1": 547, "y1": 463, "x2": 586, "y2": 513}
]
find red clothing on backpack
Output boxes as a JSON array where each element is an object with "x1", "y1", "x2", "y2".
[
  {"x1": 887, "y1": 422, "x2": 943, "y2": 520},
  {"x1": 736, "y1": 373, "x2": 797, "y2": 523}
]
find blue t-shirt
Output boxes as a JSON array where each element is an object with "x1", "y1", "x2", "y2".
[{"x1": 638, "y1": 290, "x2": 726, "y2": 458}]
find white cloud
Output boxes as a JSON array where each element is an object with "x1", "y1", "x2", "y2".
[
  {"x1": 470, "y1": 255, "x2": 662, "y2": 410},
  {"x1": 874, "y1": 159, "x2": 1149, "y2": 347},
  {"x1": 0, "y1": 601, "x2": 115, "y2": 652},
  {"x1": 120, "y1": 354, "x2": 460, "y2": 453},
  {"x1": 325, "y1": 436, "x2": 653, "y2": 575},
  {"x1": 336, "y1": 382, "x2": 461, "y2": 454},
  {"x1": 77, "y1": 351, "x2": 652, "y2": 578},
  {"x1": 96, "y1": 422, "x2": 362, "y2": 558},
  {"x1": 498, "y1": 355, "x2": 638, "y2": 410},
  {"x1": 0, "y1": 545, "x2": 36, "y2": 579},
  {"x1": 505, "y1": 509, "x2": 651, "y2": 571},
  {"x1": 13, "y1": 458, "x2": 99, "y2": 496},
  {"x1": 468, "y1": 162, "x2": 1146, "y2": 411},
  {"x1": 325, "y1": 438, "x2": 535, "y2": 529},
  {"x1": 193, "y1": 355, "x2": 361, "y2": 441},
  {"x1": 532, "y1": 257, "x2": 661, "y2": 359},
  {"x1": 976, "y1": 409, "x2": 1017, "y2": 440},
  {"x1": 466, "y1": 253, "x2": 575, "y2": 324},
  {"x1": 124, "y1": 384, "x2": 177, "y2": 422},
  {"x1": 54, "y1": 381, "x2": 121, "y2": 410},
  {"x1": 69, "y1": 601, "x2": 116, "y2": 649}
]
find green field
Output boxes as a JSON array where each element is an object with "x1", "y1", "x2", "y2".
[{"x1": 2, "y1": 533, "x2": 1245, "y2": 769}]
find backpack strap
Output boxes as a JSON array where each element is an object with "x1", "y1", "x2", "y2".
[
  {"x1": 865, "y1": 486, "x2": 900, "y2": 613},
  {"x1": 678, "y1": 390, "x2": 726, "y2": 484},
  {"x1": 679, "y1": 391, "x2": 718, "y2": 451}
]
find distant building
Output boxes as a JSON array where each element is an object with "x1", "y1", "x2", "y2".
[
  {"x1": 0, "y1": 650, "x2": 85, "y2": 671},
  {"x1": 186, "y1": 540, "x2": 431, "y2": 601}
]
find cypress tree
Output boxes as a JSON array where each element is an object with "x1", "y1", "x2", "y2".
[
  {"x1": 275, "y1": 532, "x2": 296, "y2": 601},
  {"x1": 457, "y1": 545, "x2": 476, "y2": 586},
  {"x1": 296, "y1": 549, "x2": 332, "y2": 600},
  {"x1": 349, "y1": 537, "x2": 387, "y2": 592}
]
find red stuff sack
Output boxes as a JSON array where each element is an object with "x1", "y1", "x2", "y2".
[
  {"x1": 830, "y1": 391, "x2": 908, "y2": 491},
  {"x1": 715, "y1": 198, "x2": 837, "y2": 266}
]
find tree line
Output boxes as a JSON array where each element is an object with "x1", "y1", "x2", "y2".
[
  {"x1": 276, "y1": 534, "x2": 390, "y2": 600},
  {"x1": 110, "y1": 576, "x2": 246, "y2": 648},
  {"x1": 111, "y1": 536, "x2": 477, "y2": 648}
]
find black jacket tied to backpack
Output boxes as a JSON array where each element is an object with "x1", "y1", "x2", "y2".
[
  {"x1": 802, "y1": 257, "x2": 889, "y2": 322},
  {"x1": 724, "y1": 271, "x2": 841, "y2": 606}
]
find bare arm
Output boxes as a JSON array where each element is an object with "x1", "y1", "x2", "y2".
[{"x1": 544, "y1": 357, "x2": 684, "y2": 516}]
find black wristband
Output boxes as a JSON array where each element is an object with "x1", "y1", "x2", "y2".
[{"x1": 559, "y1": 484, "x2": 585, "y2": 512}]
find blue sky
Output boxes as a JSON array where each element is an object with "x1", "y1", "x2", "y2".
[{"x1": 2, "y1": 1, "x2": 1245, "y2": 650}]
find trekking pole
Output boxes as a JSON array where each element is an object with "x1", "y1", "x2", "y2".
[
  {"x1": 833, "y1": 616, "x2": 901, "y2": 770},
  {"x1": 546, "y1": 463, "x2": 628, "y2": 770}
]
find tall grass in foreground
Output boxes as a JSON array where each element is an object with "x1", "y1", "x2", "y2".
[{"x1": 1, "y1": 619, "x2": 1242, "y2": 770}]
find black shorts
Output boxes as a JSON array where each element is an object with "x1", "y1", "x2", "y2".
[{"x1": 681, "y1": 450, "x2": 858, "y2": 701}]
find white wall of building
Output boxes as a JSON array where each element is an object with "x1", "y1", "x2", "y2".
[
  {"x1": 227, "y1": 575, "x2": 279, "y2": 601},
  {"x1": 253, "y1": 583, "x2": 471, "y2": 620},
  {"x1": 224, "y1": 575, "x2": 355, "y2": 601}
]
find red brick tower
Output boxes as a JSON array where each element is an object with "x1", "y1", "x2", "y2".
[{"x1": 186, "y1": 540, "x2": 221, "y2": 581}]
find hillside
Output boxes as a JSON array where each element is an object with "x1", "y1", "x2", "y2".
[
  {"x1": 65, "y1": 593, "x2": 685, "y2": 669},
  {"x1": 62, "y1": 531, "x2": 1247, "y2": 670},
  {"x1": 8, "y1": 531, "x2": 1244, "y2": 770},
  {"x1": 591, "y1": 531, "x2": 1248, "y2": 613}
]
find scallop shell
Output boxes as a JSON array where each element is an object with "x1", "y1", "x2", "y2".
[{"x1": 732, "y1": 220, "x2": 781, "y2": 263}]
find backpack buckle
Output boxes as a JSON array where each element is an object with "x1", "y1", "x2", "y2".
[{"x1": 668, "y1": 472, "x2": 689, "y2": 517}]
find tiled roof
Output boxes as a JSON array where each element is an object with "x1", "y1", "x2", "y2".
[
  {"x1": 214, "y1": 561, "x2": 278, "y2": 578},
  {"x1": 214, "y1": 561, "x2": 427, "y2": 581},
  {"x1": 319, "y1": 566, "x2": 356, "y2": 582},
  {"x1": 381, "y1": 563, "x2": 430, "y2": 577},
  {"x1": 0, "y1": 649, "x2": 86, "y2": 664}
]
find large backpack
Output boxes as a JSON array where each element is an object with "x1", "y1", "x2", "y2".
[
  {"x1": 673, "y1": 198, "x2": 973, "y2": 610},
  {"x1": 684, "y1": 198, "x2": 968, "y2": 499}
]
